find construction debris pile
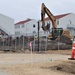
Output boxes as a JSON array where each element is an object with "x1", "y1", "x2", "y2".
[
  {"x1": 46, "y1": 29, "x2": 73, "y2": 50},
  {"x1": 47, "y1": 35, "x2": 72, "y2": 50},
  {"x1": 56, "y1": 35, "x2": 72, "y2": 44},
  {"x1": 31, "y1": 35, "x2": 72, "y2": 51}
]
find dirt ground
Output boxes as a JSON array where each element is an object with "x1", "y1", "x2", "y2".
[{"x1": 0, "y1": 50, "x2": 75, "y2": 75}]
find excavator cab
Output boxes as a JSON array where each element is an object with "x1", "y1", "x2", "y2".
[{"x1": 50, "y1": 28, "x2": 63, "y2": 40}]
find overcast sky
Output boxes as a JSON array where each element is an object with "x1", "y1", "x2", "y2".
[{"x1": 0, "y1": 0, "x2": 75, "y2": 23}]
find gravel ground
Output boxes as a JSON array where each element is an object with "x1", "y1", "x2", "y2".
[
  {"x1": 0, "y1": 53, "x2": 70, "y2": 64},
  {"x1": 0, "y1": 50, "x2": 73, "y2": 75},
  {"x1": 0, "y1": 70, "x2": 9, "y2": 75}
]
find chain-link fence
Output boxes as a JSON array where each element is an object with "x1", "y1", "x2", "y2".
[
  {"x1": 0, "y1": 32, "x2": 49, "y2": 51},
  {"x1": 0, "y1": 32, "x2": 72, "y2": 52}
]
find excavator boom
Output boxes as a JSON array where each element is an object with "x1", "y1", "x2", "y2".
[
  {"x1": 41, "y1": 3, "x2": 63, "y2": 40},
  {"x1": 41, "y1": 3, "x2": 57, "y2": 31}
]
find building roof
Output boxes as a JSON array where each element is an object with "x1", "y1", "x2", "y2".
[
  {"x1": 15, "y1": 13, "x2": 71, "y2": 25},
  {"x1": 45, "y1": 13, "x2": 71, "y2": 21},
  {"x1": 15, "y1": 18, "x2": 32, "y2": 25}
]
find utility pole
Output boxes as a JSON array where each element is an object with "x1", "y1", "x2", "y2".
[{"x1": 38, "y1": 21, "x2": 40, "y2": 52}]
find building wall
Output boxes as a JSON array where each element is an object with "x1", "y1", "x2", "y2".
[
  {"x1": 58, "y1": 13, "x2": 75, "y2": 36},
  {"x1": 58, "y1": 13, "x2": 75, "y2": 29},
  {"x1": 40, "y1": 13, "x2": 75, "y2": 29},
  {"x1": 15, "y1": 19, "x2": 38, "y2": 36},
  {"x1": 0, "y1": 13, "x2": 14, "y2": 35},
  {"x1": 15, "y1": 13, "x2": 75, "y2": 37}
]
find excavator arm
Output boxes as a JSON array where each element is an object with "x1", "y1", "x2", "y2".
[
  {"x1": 41, "y1": 3, "x2": 63, "y2": 40},
  {"x1": 41, "y1": 3, "x2": 57, "y2": 31}
]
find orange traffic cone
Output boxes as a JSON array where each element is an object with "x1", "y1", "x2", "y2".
[{"x1": 68, "y1": 41, "x2": 75, "y2": 60}]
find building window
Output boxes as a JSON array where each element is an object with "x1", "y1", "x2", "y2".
[
  {"x1": 21, "y1": 24, "x2": 24, "y2": 28},
  {"x1": 15, "y1": 31, "x2": 20, "y2": 35},
  {"x1": 33, "y1": 31, "x2": 36, "y2": 34},
  {"x1": 57, "y1": 20, "x2": 59, "y2": 25},
  {"x1": 15, "y1": 26, "x2": 17, "y2": 28},
  {"x1": 15, "y1": 25, "x2": 20, "y2": 29},
  {"x1": 33, "y1": 24, "x2": 35, "y2": 28},
  {"x1": 69, "y1": 20, "x2": 72, "y2": 24}
]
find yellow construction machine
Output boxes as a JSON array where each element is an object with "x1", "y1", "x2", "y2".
[{"x1": 41, "y1": 3, "x2": 72, "y2": 40}]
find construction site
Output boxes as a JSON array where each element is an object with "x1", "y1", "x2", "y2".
[
  {"x1": 0, "y1": 2, "x2": 75, "y2": 75},
  {"x1": 0, "y1": 49, "x2": 75, "y2": 75},
  {"x1": 0, "y1": 30, "x2": 74, "y2": 75}
]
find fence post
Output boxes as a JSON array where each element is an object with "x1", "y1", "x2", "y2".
[
  {"x1": 45, "y1": 32, "x2": 48, "y2": 51},
  {"x1": 23, "y1": 36, "x2": 24, "y2": 50},
  {"x1": 15, "y1": 36, "x2": 16, "y2": 50}
]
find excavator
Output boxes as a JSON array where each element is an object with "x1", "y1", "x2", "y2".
[{"x1": 41, "y1": 3, "x2": 72, "y2": 40}]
